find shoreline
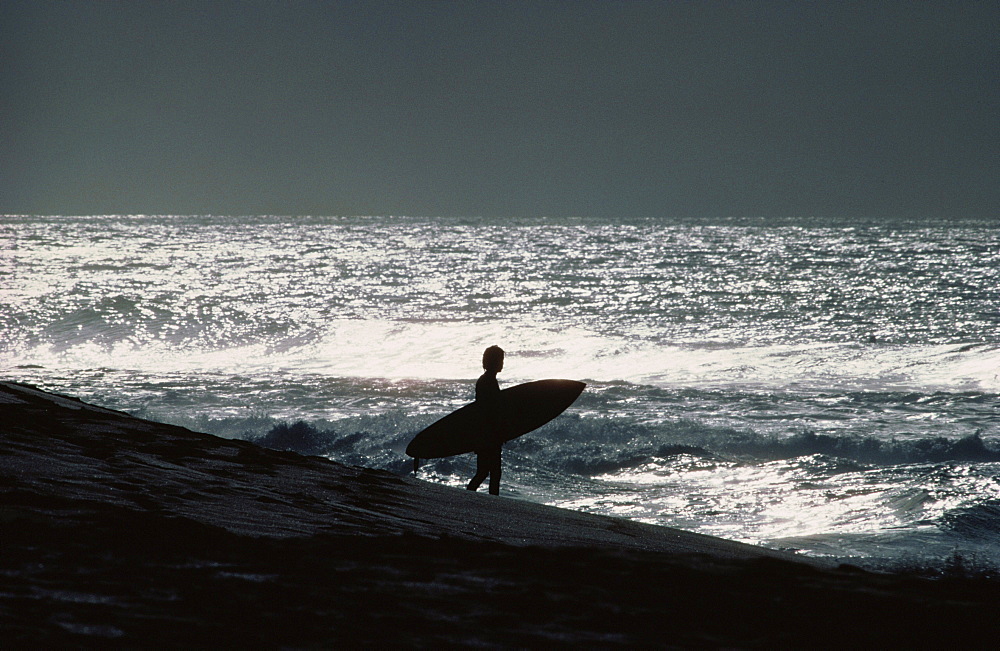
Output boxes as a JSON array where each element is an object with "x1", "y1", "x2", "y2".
[{"x1": 3, "y1": 381, "x2": 999, "y2": 646}]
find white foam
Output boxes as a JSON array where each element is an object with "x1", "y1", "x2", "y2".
[{"x1": 7, "y1": 319, "x2": 998, "y2": 393}]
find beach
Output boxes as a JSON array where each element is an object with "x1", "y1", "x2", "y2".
[{"x1": 3, "y1": 381, "x2": 999, "y2": 647}]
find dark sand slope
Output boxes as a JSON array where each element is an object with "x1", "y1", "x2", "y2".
[{"x1": 2, "y1": 382, "x2": 998, "y2": 647}]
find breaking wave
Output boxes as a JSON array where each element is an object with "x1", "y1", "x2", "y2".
[{"x1": 241, "y1": 412, "x2": 1000, "y2": 477}]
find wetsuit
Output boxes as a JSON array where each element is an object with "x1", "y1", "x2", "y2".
[{"x1": 467, "y1": 370, "x2": 502, "y2": 495}]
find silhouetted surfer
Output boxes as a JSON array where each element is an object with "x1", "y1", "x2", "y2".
[{"x1": 467, "y1": 345, "x2": 505, "y2": 495}]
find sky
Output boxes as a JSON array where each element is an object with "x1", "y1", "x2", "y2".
[{"x1": 3, "y1": 0, "x2": 998, "y2": 219}]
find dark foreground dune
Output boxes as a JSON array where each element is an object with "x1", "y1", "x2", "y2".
[{"x1": 2, "y1": 382, "x2": 999, "y2": 647}]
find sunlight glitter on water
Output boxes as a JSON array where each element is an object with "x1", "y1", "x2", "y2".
[
  {"x1": 5, "y1": 215, "x2": 1000, "y2": 569},
  {"x1": 565, "y1": 457, "x2": 948, "y2": 547}
]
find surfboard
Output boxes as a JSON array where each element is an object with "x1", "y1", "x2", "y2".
[{"x1": 405, "y1": 379, "x2": 586, "y2": 459}]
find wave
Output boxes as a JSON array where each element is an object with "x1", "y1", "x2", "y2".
[
  {"x1": 942, "y1": 501, "x2": 1000, "y2": 541},
  {"x1": 520, "y1": 422, "x2": 1000, "y2": 476},
  {"x1": 240, "y1": 410, "x2": 1000, "y2": 479},
  {"x1": 8, "y1": 317, "x2": 1000, "y2": 394},
  {"x1": 720, "y1": 430, "x2": 1000, "y2": 466}
]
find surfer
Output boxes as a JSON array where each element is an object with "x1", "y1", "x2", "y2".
[
  {"x1": 405, "y1": 351, "x2": 584, "y2": 490},
  {"x1": 467, "y1": 345, "x2": 505, "y2": 495}
]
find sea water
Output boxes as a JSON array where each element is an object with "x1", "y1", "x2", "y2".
[{"x1": 3, "y1": 214, "x2": 999, "y2": 571}]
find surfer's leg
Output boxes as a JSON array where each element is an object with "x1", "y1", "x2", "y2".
[
  {"x1": 488, "y1": 467, "x2": 501, "y2": 495},
  {"x1": 413, "y1": 457, "x2": 420, "y2": 473},
  {"x1": 468, "y1": 452, "x2": 488, "y2": 491},
  {"x1": 467, "y1": 470, "x2": 487, "y2": 491},
  {"x1": 487, "y1": 448, "x2": 502, "y2": 495}
]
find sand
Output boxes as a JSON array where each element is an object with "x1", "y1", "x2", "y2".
[{"x1": 2, "y1": 381, "x2": 999, "y2": 647}]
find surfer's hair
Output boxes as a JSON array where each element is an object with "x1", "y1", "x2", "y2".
[{"x1": 482, "y1": 345, "x2": 504, "y2": 372}]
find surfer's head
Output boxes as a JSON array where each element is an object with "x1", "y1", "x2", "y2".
[{"x1": 482, "y1": 345, "x2": 504, "y2": 373}]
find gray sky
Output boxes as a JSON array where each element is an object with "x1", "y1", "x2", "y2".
[{"x1": 3, "y1": 0, "x2": 998, "y2": 219}]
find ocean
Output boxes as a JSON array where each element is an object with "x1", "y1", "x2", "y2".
[{"x1": 3, "y1": 214, "x2": 999, "y2": 572}]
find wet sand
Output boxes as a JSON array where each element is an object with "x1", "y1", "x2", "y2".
[{"x1": 2, "y1": 381, "x2": 998, "y2": 646}]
